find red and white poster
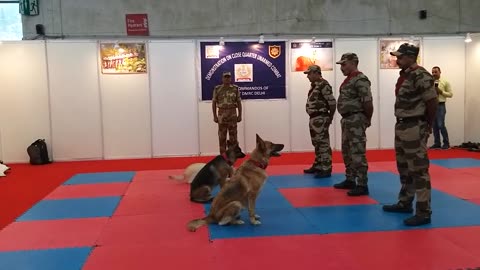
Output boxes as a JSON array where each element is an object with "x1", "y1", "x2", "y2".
[{"x1": 125, "y1": 14, "x2": 149, "y2": 36}]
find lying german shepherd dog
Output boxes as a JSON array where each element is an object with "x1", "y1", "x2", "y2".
[
  {"x1": 189, "y1": 141, "x2": 246, "y2": 203},
  {"x1": 187, "y1": 134, "x2": 284, "y2": 231}
]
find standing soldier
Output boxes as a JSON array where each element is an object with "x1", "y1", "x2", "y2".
[
  {"x1": 383, "y1": 43, "x2": 438, "y2": 226},
  {"x1": 333, "y1": 53, "x2": 374, "y2": 196},
  {"x1": 303, "y1": 65, "x2": 337, "y2": 178},
  {"x1": 212, "y1": 71, "x2": 242, "y2": 154}
]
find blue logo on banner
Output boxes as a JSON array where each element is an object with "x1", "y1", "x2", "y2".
[{"x1": 200, "y1": 42, "x2": 286, "y2": 100}]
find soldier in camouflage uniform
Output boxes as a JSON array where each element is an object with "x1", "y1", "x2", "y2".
[
  {"x1": 303, "y1": 65, "x2": 337, "y2": 178},
  {"x1": 212, "y1": 71, "x2": 242, "y2": 155},
  {"x1": 383, "y1": 43, "x2": 438, "y2": 226},
  {"x1": 333, "y1": 53, "x2": 374, "y2": 196}
]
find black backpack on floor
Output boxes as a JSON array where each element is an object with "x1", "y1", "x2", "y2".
[{"x1": 27, "y1": 139, "x2": 51, "y2": 165}]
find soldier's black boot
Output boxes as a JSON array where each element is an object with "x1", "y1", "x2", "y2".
[
  {"x1": 347, "y1": 185, "x2": 369, "y2": 196},
  {"x1": 303, "y1": 166, "x2": 318, "y2": 174},
  {"x1": 314, "y1": 170, "x2": 332, "y2": 178},
  {"x1": 382, "y1": 202, "x2": 413, "y2": 213},
  {"x1": 404, "y1": 214, "x2": 431, "y2": 226},
  {"x1": 333, "y1": 179, "x2": 356, "y2": 189}
]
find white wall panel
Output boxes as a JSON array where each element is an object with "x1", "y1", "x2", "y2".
[
  {"x1": 150, "y1": 40, "x2": 199, "y2": 156},
  {"x1": 99, "y1": 42, "x2": 151, "y2": 159},
  {"x1": 465, "y1": 34, "x2": 480, "y2": 142},
  {"x1": 46, "y1": 40, "x2": 103, "y2": 160},
  {"x1": 0, "y1": 41, "x2": 51, "y2": 163}
]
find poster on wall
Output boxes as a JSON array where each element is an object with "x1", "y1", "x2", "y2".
[
  {"x1": 200, "y1": 41, "x2": 286, "y2": 100},
  {"x1": 380, "y1": 39, "x2": 422, "y2": 69},
  {"x1": 290, "y1": 41, "x2": 333, "y2": 72},
  {"x1": 100, "y1": 42, "x2": 147, "y2": 74}
]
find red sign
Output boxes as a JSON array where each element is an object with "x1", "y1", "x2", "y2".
[{"x1": 126, "y1": 14, "x2": 149, "y2": 36}]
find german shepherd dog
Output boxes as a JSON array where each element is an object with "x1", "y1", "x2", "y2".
[
  {"x1": 189, "y1": 141, "x2": 246, "y2": 203},
  {"x1": 187, "y1": 134, "x2": 284, "y2": 231}
]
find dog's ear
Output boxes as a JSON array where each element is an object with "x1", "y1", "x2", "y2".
[{"x1": 256, "y1": 134, "x2": 266, "y2": 153}]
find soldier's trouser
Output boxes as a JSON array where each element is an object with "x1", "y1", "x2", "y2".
[
  {"x1": 309, "y1": 115, "x2": 332, "y2": 171},
  {"x1": 218, "y1": 122, "x2": 238, "y2": 154},
  {"x1": 395, "y1": 119, "x2": 431, "y2": 217},
  {"x1": 341, "y1": 113, "x2": 368, "y2": 186},
  {"x1": 218, "y1": 108, "x2": 238, "y2": 154}
]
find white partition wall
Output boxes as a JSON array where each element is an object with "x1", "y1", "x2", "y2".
[
  {"x1": 0, "y1": 36, "x2": 474, "y2": 163},
  {"x1": 46, "y1": 40, "x2": 103, "y2": 160},
  {"x1": 0, "y1": 41, "x2": 51, "y2": 163},
  {"x1": 99, "y1": 41, "x2": 152, "y2": 159},
  {"x1": 243, "y1": 100, "x2": 291, "y2": 152},
  {"x1": 465, "y1": 34, "x2": 480, "y2": 141},
  {"x1": 149, "y1": 40, "x2": 199, "y2": 156},
  {"x1": 334, "y1": 38, "x2": 380, "y2": 150},
  {"x1": 423, "y1": 37, "x2": 466, "y2": 147}
]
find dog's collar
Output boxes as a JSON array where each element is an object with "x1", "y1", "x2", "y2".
[
  {"x1": 221, "y1": 153, "x2": 233, "y2": 166},
  {"x1": 250, "y1": 159, "x2": 268, "y2": 169}
]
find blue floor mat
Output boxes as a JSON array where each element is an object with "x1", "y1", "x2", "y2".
[
  {"x1": 206, "y1": 172, "x2": 480, "y2": 240},
  {"x1": 17, "y1": 196, "x2": 121, "y2": 221},
  {"x1": 430, "y1": 158, "x2": 480, "y2": 169},
  {"x1": 63, "y1": 171, "x2": 135, "y2": 185},
  {"x1": 0, "y1": 247, "x2": 92, "y2": 270}
]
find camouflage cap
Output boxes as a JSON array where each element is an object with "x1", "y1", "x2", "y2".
[
  {"x1": 222, "y1": 71, "x2": 232, "y2": 77},
  {"x1": 390, "y1": 43, "x2": 419, "y2": 57},
  {"x1": 303, "y1": 65, "x2": 322, "y2": 74},
  {"x1": 336, "y1": 53, "x2": 359, "y2": 64}
]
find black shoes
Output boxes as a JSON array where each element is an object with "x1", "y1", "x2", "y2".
[
  {"x1": 347, "y1": 185, "x2": 369, "y2": 196},
  {"x1": 303, "y1": 167, "x2": 331, "y2": 178},
  {"x1": 403, "y1": 215, "x2": 431, "y2": 226},
  {"x1": 382, "y1": 202, "x2": 413, "y2": 213},
  {"x1": 303, "y1": 167, "x2": 317, "y2": 174},
  {"x1": 333, "y1": 179, "x2": 356, "y2": 189},
  {"x1": 383, "y1": 202, "x2": 431, "y2": 226},
  {"x1": 314, "y1": 170, "x2": 331, "y2": 178}
]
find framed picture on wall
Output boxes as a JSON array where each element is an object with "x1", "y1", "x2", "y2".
[
  {"x1": 290, "y1": 41, "x2": 334, "y2": 72},
  {"x1": 379, "y1": 39, "x2": 422, "y2": 69},
  {"x1": 99, "y1": 42, "x2": 147, "y2": 74}
]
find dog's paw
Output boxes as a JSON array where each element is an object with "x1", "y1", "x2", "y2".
[
  {"x1": 250, "y1": 218, "x2": 261, "y2": 225},
  {"x1": 232, "y1": 219, "x2": 245, "y2": 225},
  {"x1": 254, "y1": 214, "x2": 261, "y2": 220}
]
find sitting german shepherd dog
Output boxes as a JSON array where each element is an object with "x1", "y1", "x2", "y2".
[
  {"x1": 187, "y1": 134, "x2": 284, "y2": 231},
  {"x1": 189, "y1": 140, "x2": 246, "y2": 203}
]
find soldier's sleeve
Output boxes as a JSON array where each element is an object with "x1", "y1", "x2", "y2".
[
  {"x1": 356, "y1": 76, "x2": 373, "y2": 103},
  {"x1": 212, "y1": 86, "x2": 219, "y2": 102},
  {"x1": 416, "y1": 72, "x2": 437, "y2": 102},
  {"x1": 320, "y1": 83, "x2": 337, "y2": 106}
]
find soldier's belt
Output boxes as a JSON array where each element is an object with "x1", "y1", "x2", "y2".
[
  {"x1": 340, "y1": 111, "x2": 362, "y2": 118},
  {"x1": 309, "y1": 111, "x2": 330, "y2": 118},
  {"x1": 396, "y1": 116, "x2": 426, "y2": 123},
  {"x1": 218, "y1": 106, "x2": 237, "y2": 109}
]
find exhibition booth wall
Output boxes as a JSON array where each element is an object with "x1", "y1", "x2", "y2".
[{"x1": 0, "y1": 35, "x2": 477, "y2": 163}]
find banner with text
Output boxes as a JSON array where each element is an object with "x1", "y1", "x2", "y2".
[{"x1": 200, "y1": 41, "x2": 286, "y2": 100}]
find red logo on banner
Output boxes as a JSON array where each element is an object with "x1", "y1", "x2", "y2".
[{"x1": 126, "y1": 14, "x2": 149, "y2": 36}]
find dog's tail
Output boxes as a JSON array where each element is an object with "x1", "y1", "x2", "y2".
[{"x1": 187, "y1": 216, "x2": 214, "y2": 232}]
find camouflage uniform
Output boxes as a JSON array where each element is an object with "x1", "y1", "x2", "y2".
[
  {"x1": 305, "y1": 68, "x2": 337, "y2": 173},
  {"x1": 383, "y1": 43, "x2": 438, "y2": 226},
  {"x1": 392, "y1": 65, "x2": 436, "y2": 217},
  {"x1": 212, "y1": 82, "x2": 241, "y2": 154},
  {"x1": 335, "y1": 53, "x2": 372, "y2": 192}
]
